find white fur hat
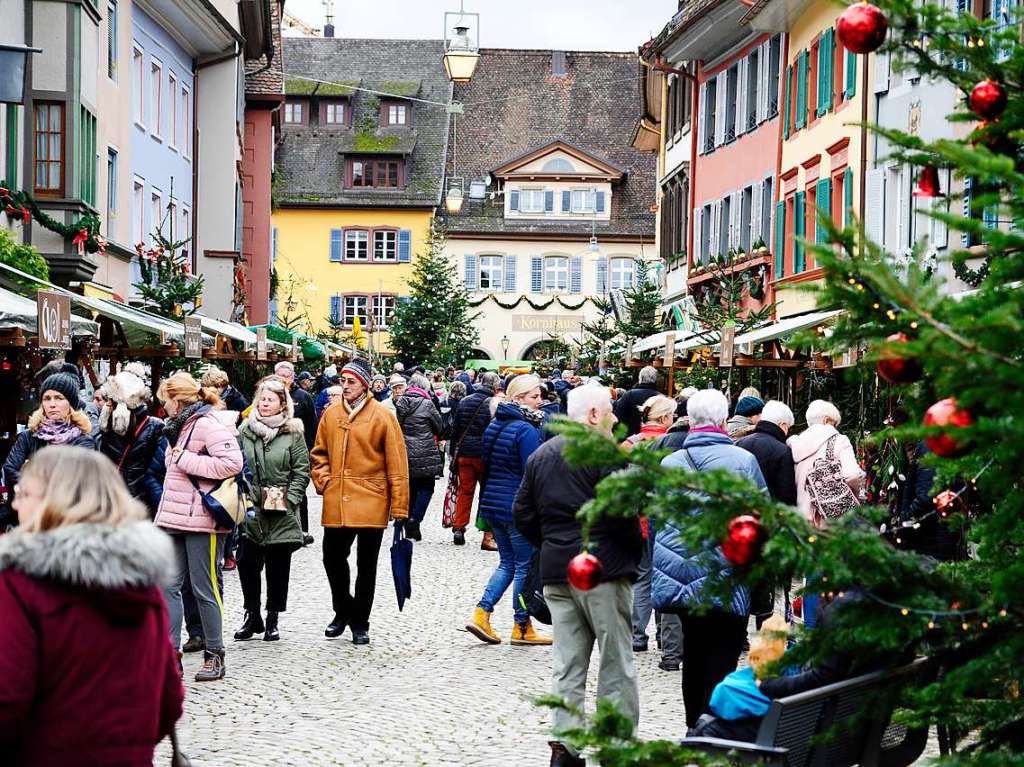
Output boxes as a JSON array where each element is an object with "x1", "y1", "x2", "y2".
[{"x1": 99, "y1": 362, "x2": 151, "y2": 435}]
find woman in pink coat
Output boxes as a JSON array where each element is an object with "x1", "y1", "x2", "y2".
[{"x1": 154, "y1": 372, "x2": 243, "y2": 682}]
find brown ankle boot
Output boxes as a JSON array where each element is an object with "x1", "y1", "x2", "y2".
[
  {"x1": 511, "y1": 619, "x2": 553, "y2": 646},
  {"x1": 480, "y1": 532, "x2": 498, "y2": 551}
]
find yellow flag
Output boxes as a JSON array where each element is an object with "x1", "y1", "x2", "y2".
[{"x1": 351, "y1": 316, "x2": 365, "y2": 349}]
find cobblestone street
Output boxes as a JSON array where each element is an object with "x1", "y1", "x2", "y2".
[{"x1": 165, "y1": 485, "x2": 683, "y2": 766}]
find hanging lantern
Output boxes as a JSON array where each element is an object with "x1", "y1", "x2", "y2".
[{"x1": 912, "y1": 165, "x2": 942, "y2": 198}]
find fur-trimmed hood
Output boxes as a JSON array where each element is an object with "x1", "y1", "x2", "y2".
[
  {"x1": 27, "y1": 408, "x2": 92, "y2": 435},
  {"x1": 0, "y1": 521, "x2": 173, "y2": 591}
]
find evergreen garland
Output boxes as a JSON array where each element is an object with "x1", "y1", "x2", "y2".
[
  {"x1": 467, "y1": 293, "x2": 595, "y2": 312},
  {"x1": 0, "y1": 184, "x2": 105, "y2": 255}
]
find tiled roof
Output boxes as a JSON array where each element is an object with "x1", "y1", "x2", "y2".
[
  {"x1": 276, "y1": 38, "x2": 452, "y2": 208},
  {"x1": 244, "y1": 0, "x2": 284, "y2": 96},
  {"x1": 440, "y1": 48, "x2": 657, "y2": 239}
]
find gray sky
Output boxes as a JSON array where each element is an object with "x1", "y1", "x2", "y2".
[{"x1": 284, "y1": 0, "x2": 677, "y2": 51}]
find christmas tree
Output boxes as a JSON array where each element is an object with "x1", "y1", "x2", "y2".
[
  {"x1": 134, "y1": 230, "x2": 203, "y2": 319},
  {"x1": 543, "y1": 2, "x2": 1024, "y2": 764},
  {"x1": 387, "y1": 219, "x2": 479, "y2": 366},
  {"x1": 615, "y1": 259, "x2": 664, "y2": 342}
]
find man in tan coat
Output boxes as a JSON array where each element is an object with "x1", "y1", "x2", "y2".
[{"x1": 310, "y1": 358, "x2": 409, "y2": 645}]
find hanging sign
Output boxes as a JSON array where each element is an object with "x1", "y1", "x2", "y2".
[
  {"x1": 664, "y1": 333, "x2": 676, "y2": 367},
  {"x1": 37, "y1": 290, "x2": 72, "y2": 350},
  {"x1": 256, "y1": 328, "x2": 268, "y2": 361},
  {"x1": 183, "y1": 317, "x2": 203, "y2": 359},
  {"x1": 719, "y1": 325, "x2": 736, "y2": 368}
]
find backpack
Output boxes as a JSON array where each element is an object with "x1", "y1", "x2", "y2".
[{"x1": 804, "y1": 434, "x2": 858, "y2": 520}]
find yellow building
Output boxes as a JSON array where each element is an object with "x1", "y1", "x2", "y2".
[
  {"x1": 745, "y1": 0, "x2": 873, "y2": 318},
  {"x1": 270, "y1": 37, "x2": 450, "y2": 352}
]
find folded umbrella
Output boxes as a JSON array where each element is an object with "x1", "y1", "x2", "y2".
[{"x1": 391, "y1": 520, "x2": 413, "y2": 611}]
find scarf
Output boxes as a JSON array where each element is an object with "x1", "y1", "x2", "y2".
[
  {"x1": 163, "y1": 401, "x2": 211, "y2": 445},
  {"x1": 35, "y1": 418, "x2": 83, "y2": 444},
  {"x1": 690, "y1": 424, "x2": 730, "y2": 436},
  {"x1": 247, "y1": 409, "x2": 288, "y2": 444},
  {"x1": 518, "y1": 404, "x2": 545, "y2": 427},
  {"x1": 343, "y1": 392, "x2": 369, "y2": 420}
]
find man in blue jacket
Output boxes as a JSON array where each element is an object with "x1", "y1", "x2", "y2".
[{"x1": 654, "y1": 388, "x2": 767, "y2": 729}]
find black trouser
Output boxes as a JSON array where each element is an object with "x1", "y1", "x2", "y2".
[
  {"x1": 322, "y1": 527, "x2": 385, "y2": 631},
  {"x1": 300, "y1": 496, "x2": 309, "y2": 533},
  {"x1": 237, "y1": 537, "x2": 294, "y2": 613},
  {"x1": 678, "y1": 609, "x2": 749, "y2": 728}
]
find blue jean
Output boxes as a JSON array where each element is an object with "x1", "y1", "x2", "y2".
[
  {"x1": 478, "y1": 517, "x2": 534, "y2": 624},
  {"x1": 803, "y1": 577, "x2": 820, "y2": 629},
  {"x1": 409, "y1": 477, "x2": 435, "y2": 524}
]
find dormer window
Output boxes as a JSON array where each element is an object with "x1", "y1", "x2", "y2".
[
  {"x1": 519, "y1": 189, "x2": 548, "y2": 213},
  {"x1": 284, "y1": 101, "x2": 306, "y2": 124},
  {"x1": 571, "y1": 189, "x2": 596, "y2": 213},
  {"x1": 323, "y1": 101, "x2": 347, "y2": 125},
  {"x1": 381, "y1": 100, "x2": 409, "y2": 126},
  {"x1": 347, "y1": 157, "x2": 404, "y2": 188}
]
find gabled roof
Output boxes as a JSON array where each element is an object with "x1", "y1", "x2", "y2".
[
  {"x1": 441, "y1": 48, "x2": 656, "y2": 238},
  {"x1": 275, "y1": 38, "x2": 452, "y2": 209},
  {"x1": 492, "y1": 140, "x2": 625, "y2": 181}
]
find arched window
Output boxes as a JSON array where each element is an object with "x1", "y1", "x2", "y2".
[{"x1": 541, "y1": 157, "x2": 575, "y2": 173}]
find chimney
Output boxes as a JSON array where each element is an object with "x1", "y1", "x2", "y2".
[
  {"x1": 551, "y1": 51, "x2": 567, "y2": 77},
  {"x1": 323, "y1": 22, "x2": 335, "y2": 37}
]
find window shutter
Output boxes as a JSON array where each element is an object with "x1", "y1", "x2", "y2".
[
  {"x1": 561, "y1": 190, "x2": 571, "y2": 212},
  {"x1": 844, "y1": 166, "x2": 854, "y2": 228},
  {"x1": 775, "y1": 201, "x2": 786, "y2": 278},
  {"x1": 751, "y1": 180, "x2": 763, "y2": 244},
  {"x1": 330, "y1": 295, "x2": 341, "y2": 324},
  {"x1": 569, "y1": 256, "x2": 583, "y2": 293},
  {"x1": 595, "y1": 190, "x2": 606, "y2": 213},
  {"x1": 962, "y1": 177, "x2": 973, "y2": 246},
  {"x1": 509, "y1": 189, "x2": 520, "y2": 211},
  {"x1": 826, "y1": 29, "x2": 835, "y2": 111},
  {"x1": 783, "y1": 65, "x2": 792, "y2": 139},
  {"x1": 271, "y1": 226, "x2": 278, "y2": 262},
  {"x1": 758, "y1": 41, "x2": 770, "y2": 123},
  {"x1": 596, "y1": 255, "x2": 609, "y2": 294},
  {"x1": 697, "y1": 82, "x2": 708, "y2": 154},
  {"x1": 737, "y1": 58, "x2": 748, "y2": 136},
  {"x1": 845, "y1": 50, "x2": 857, "y2": 99},
  {"x1": 874, "y1": 47, "x2": 890, "y2": 93},
  {"x1": 730, "y1": 192, "x2": 742, "y2": 250},
  {"x1": 544, "y1": 190, "x2": 554, "y2": 212},
  {"x1": 329, "y1": 228, "x2": 343, "y2": 261},
  {"x1": 504, "y1": 255, "x2": 517, "y2": 292},
  {"x1": 794, "y1": 191, "x2": 805, "y2": 272},
  {"x1": 864, "y1": 167, "x2": 885, "y2": 245},
  {"x1": 709, "y1": 200, "x2": 721, "y2": 257},
  {"x1": 714, "y1": 72, "x2": 727, "y2": 146},
  {"x1": 795, "y1": 51, "x2": 808, "y2": 129},
  {"x1": 397, "y1": 229, "x2": 412, "y2": 262},
  {"x1": 692, "y1": 207, "x2": 702, "y2": 262},
  {"x1": 816, "y1": 34, "x2": 827, "y2": 116},
  {"x1": 464, "y1": 254, "x2": 479, "y2": 291},
  {"x1": 816, "y1": 177, "x2": 831, "y2": 243},
  {"x1": 530, "y1": 256, "x2": 543, "y2": 292}
]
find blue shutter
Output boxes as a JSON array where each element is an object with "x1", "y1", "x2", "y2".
[
  {"x1": 509, "y1": 190, "x2": 520, "y2": 211},
  {"x1": 544, "y1": 190, "x2": 554, "y2": 212},
  {"x1": 268, "y1": 299, "x2": 278, "y2": 324},
  {"x1": 794, "y1": 191, "x2": 805, "y2": 272},
  {"x1": 531, "y1": 256, "x2": 543, "y2": 292},
  {"x1": 562, "y1": 190, "x2": 571, "y2": 212},
  {"x1": 596, "y1": 255, "x2": 608, "y2": 294},
  {"x1": 795, "y1": 51, "x2": 808, "y2": 129},
  {"x1": 569, "y1": 255, "x2": 583, "y2": 293},
  {"x1": 398, "y1": 229, "x2": 412, "y2": 262},
  {"x1": 816, "y1": 177, "x2": 831, "y2": 243},
  {"x1": 596, "y1": 191, "x2": 606, "y2": 213},
  {"x1": 775, "y1": 201, "x2": 786, "y2": 278},
  {"x1": 464, "y1": 254, "x2": 478, "y2": 291},
  {"x1": 330, "y1": 229, "x2": 343, "y2": 261},
  {"x1": 503, "y1": 255, "x2": 517, "y2": 292},
  {"x1": 330, "y1": 295, "x2": 341, "y2": 324},
  {"x1": 844, "y1": 167, "x2": 854, "y2": 228},
  {"x1": 271, "y1": 227, "x2": 278, "y2": 263},
  {"x1": 845, "y1": 50, "x2": 856, "y2": 99}
]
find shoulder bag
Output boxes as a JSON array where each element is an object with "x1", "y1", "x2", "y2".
[{"x1": 177, "y1": 420, "x2": 250, "y2": 531}]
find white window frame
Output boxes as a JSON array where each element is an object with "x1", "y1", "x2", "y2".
[
  {"x1": 181, "y1": 85, "x2": 191, "y2": 160},
  {"x1": 150, "y1": 188, "x2": 162, "y2": 242},
  {"x1": 150, "y1": 58, "x2": 163, "y2": 140},
  {"x1": 520, "y1": 189, "x2": 546, "y2": 213},
  {"x1": 571, "y1": 189, "x2": 596, "y2": 213},
  {"x1": 609, "y1": 257, "x2": 635, "y2": 290},
  {"x1": 324, "y1": 102, "x2": 345, "y2": 125},
  {"x1": 107, "y1": 0, "x2": 118, "y2": 81},
  {"x1": 168, "y1": 72, "x2": 178, "y2": 150},
  {"x1": 543, "y1": 256, "x2": 569, "y2": 292},
  {"x1": 106, "y1": 147, "x2": 117, "y2": 220},
  {"x1": 345, "y1": 230, "x2": 369, "y2": 261},
  {"x1": 388, "y1": 103, "x2": 407, "y2": 125},
  {"x1": 373, "y1": 230, "x2": 398, "y2": 262},
  {"x1": 132, "y1": 177, "x2": 144, "y2": 245},
  {"x1": 372, "y1": 294, "x2": 396, "y2": 327},
  {"x1": 478, "y1": 255, "x2": 503, "y2": 290},
  {"x1": 132, "y1": 46, "x2": 144, "y2": 127},
  {"x1": 343, "y1": 295, "x2": 369, "y2": 327},
  {"x1": 284, "y1": 102, "x2": 303, "y2": 124}
]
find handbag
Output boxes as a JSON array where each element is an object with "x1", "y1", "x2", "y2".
[
  {"x1": 177, "y1": 422, "x2": 249, "y2": 531},
  {"x1": 253, "y1": 440, "x2": 288, "y2": 514},
  {"x1": 804, "y1": 434, "x2": 858, "y2": 521}
]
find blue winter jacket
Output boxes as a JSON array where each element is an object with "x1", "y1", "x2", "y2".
[
  {"x1": 478, "y1": 403, "x2": 543, "y2": 524},
  {"x1": 652, "y1": 429, "x2": 768, "y2": 616}
]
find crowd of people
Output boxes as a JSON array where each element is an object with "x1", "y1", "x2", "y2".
[{"x1": 0, "y1": 357, "x2": 960, "y2": 766}]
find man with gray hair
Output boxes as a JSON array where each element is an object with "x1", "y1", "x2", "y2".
[
  {"x1": 736, "y1": 400, "x2": 797, "y2": 506},
  {"x1": 653, "y1": 388, "x2": 767, "y2": 728},
  {"x1": 514, "y1": 385, "x2": 643, "y2": 767},
  {"x1": 613, "y1": 366, "x2": 661, "y2": 438}
]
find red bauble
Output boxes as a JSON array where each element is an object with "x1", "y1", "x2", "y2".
[
  {"x1": 837, "y1": 2, "x2": 888, "y2": 54},
  {"x1": 924, "y1": 398, "x2": 974, "y2": 458},
  {"x1": 567, "y1": 552, "x2": 604, "y2": 591},
  {"x1": 969, "y1": 79, "x2": 1008, "y2": 121},
  {"x1": 876, "y1": 332, "x2": 922, "y2": 384},
  {"x1": 722, "y1": 515, "x2": 766, "y2": 567}
]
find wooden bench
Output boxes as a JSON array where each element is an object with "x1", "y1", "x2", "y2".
[{"x1": 680, "y1": 658, "x2": 934, "y2": 766}]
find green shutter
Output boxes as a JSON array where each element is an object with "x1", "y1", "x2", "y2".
[
  {"x1": 823, "y1": 29, "x2": 834, "y2": 113},
  {"x1": 783, "y1": 65, "x2": 793, "y2": 139},
  {"x1": 794, "y1": 191, "x2": 805, "y2": 272},
  {"x1": 795, "y1": 51, "x2": 808, "y2": 129},
  {"x1": 775, "y1": 201, "x2": 786, "y2": 278},
  {"x1": 4, "y1": 105, "x2": 17, "y2": 188},
  {"x1": 816, "y1": 177, "x2": 831, "y2": 242},
  {"x1": 844, "y1": 167, "x2": 854, "y2": 227},
  {"x1": 816, "y1": 39, "x2": 826, "y2": 116},
  {"x1": 845, "y1": 49, "x2": 857, "y2": 99}
]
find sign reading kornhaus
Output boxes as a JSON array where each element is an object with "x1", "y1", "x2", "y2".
[
  {"x1": 37, "y1": 290, "x2": 72, "y2": 350},
  {"x1": 513, "y1": 314, "x2": 580, "y2": 333}
]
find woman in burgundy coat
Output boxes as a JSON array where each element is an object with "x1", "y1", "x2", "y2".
[{"x1": 0, "y1": 446, "x2": 184, "y2": 767}]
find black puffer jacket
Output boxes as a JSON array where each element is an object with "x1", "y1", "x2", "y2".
[
  {"x1": 395, "y1": 391, "x2": 443, "y2": 479},
  {"x1": 896, "y1": 442, "x2": 966, "y2": 561},
  {"x1": 98, "y1": 407, "x2": 165, "y2": 515},
  {"x1": 452, "y1": 386, "x2": 494, "y2": 459},
  {"x1": 736, "y1": 421, "x2": 798, "y2": 506},
  {"x1": 221, "y1": 385, "x2": 250, "y2": 417},
  {"x1": 613, "y1": 385, "x2": 661, "y2": 438},
  {"x1": 290, "y1": 384, "x2": 317, "y2": 449}
]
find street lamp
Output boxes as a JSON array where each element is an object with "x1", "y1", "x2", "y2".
[
  {"x1": 445, "y1": 179, "x2": 465, "y2": 213},
  {"x1": 501, "y1": 334, "x2": 510, "y2": 360},
  {"x1": 442, "y1": 3, "x2": 480, "y2": 83},
  {"x1": 0, "y1": 44, "x2": 42, "y2": 105}
]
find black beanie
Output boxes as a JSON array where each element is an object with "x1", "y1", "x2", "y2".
[{"x1": 40, "y1": 372, "x2": 82, "y2": 411}]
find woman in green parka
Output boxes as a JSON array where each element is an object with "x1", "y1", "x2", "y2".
[{"x1": 234, "y1": 377, "x2": 310, "y2": 642}]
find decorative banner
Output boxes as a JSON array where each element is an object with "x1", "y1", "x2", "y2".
[
  {"x1": 664, "y1": 333, "x2": 676, "y2": 367},
  {"x1": 256, "y1": 328, "x2": 268, "y2": 361},
  {"x1": 183, "y1": 317, "x2": 203, "y2": 359},
  {"x1": 720, "y1": 325, "x2": 736, "y2": 368},
  {"x1": 37, "y1": 290, "x2": 72, "y2": 350}
]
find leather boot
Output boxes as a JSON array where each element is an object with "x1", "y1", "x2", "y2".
[
  {"x1": 194, "y1": 649, "x2": 225, "y2": 682},
  {"x1": 480, "y1": 531, "x2": 498, "y2": 551},
  {"x1": 550, "y1": 741, "x2": 585, "y2": 767},
  {"x1": 263, "y1": 611, "x2": 280, "y2": 642},
  {"x1": 466, "y1": 606, "x2": 501, "y2": 644},
  {"x1": 233, "y1": 609, "x2": 265, "y2": 640},
  {"x1": 511, "y1": 619, "x2": 553, "y2": 646}
]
